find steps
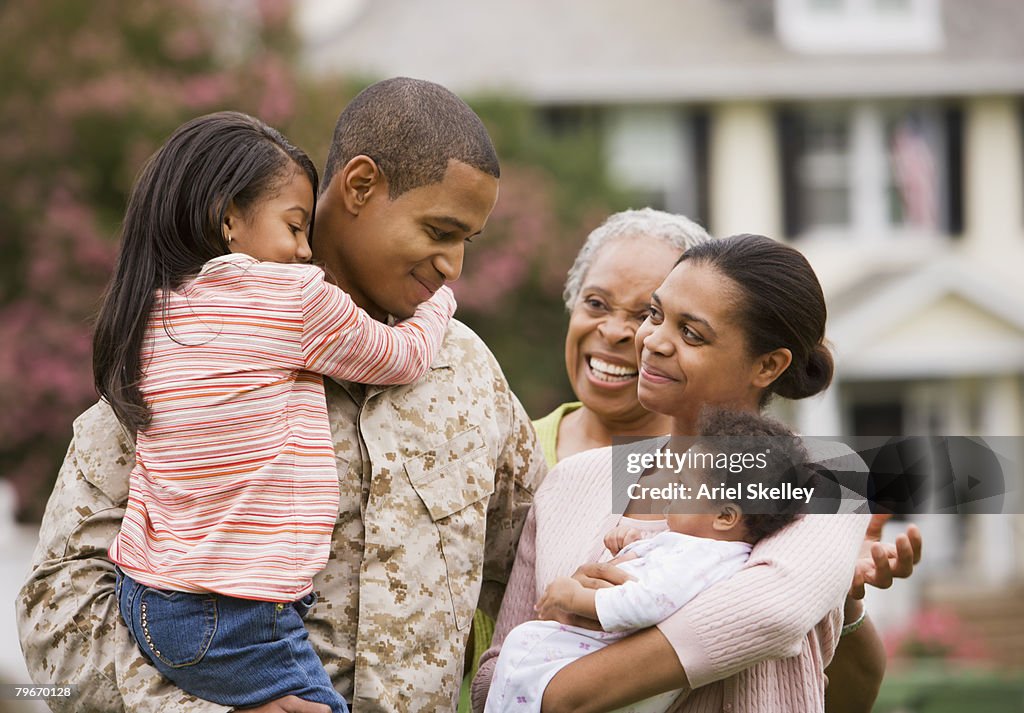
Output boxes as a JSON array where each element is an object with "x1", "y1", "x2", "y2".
[{"x1": 924, "y1": 583, "x2": 1024, "y2": 667}]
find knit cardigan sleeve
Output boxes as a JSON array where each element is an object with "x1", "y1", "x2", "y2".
[
  {"x1": 471, "y1": 504, "x2": 538, "y2": 712},
  {"x1": 655, "y1": 512, "x2": 869, "y2": 688}
]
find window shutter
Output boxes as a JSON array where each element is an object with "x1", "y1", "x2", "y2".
[
  {"x1": 777, "y1": 109, "x2": 805, "y2": 239},
  {"x1": 943, "y1": 106, "x2": 964, "y2": 237},
  {"x1": 693, "y1": 110, "x2": 710, "y2": 230}
]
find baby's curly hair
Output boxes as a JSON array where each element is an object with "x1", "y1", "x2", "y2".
[{"x1": 696, "y1": 407, "x2": 818, "y2": 543}]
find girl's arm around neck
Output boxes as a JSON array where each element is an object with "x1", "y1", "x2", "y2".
[{"x1": 300, "y1": 272, "x2": 456, "y2": 384}]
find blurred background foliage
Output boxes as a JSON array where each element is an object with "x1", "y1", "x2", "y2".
[
  {"x1": 0, "y1": 0, "x2": 627, "y2": 520},
  {"x1": 874, "y1": 605, "x2": 1024, "y2": 712}
]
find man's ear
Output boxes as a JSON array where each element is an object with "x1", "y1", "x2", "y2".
[
  {"x1": 339, "y1": 155, "x2": 386, "y2": 215},
  {"x1": 713, "y1": 503, "x2": 743, "y2": 531},
  {"x1": 751, "y1": 348, "x2": 792, "y2": 390}
]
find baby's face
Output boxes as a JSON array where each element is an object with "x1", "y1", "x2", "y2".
[{"x1": 664, "y1": 512, "x2": 723, "y2": 540}]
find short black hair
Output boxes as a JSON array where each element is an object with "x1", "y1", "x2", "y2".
[
  {"x1": 696, "y1": 407, "x2": 816, "y2": 543},
  {"x1": 322, "y1": 77, "x2": 500, "y2": 198}
]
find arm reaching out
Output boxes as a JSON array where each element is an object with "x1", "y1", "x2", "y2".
[
  {"x1": 824, "y1": 514, "x2": 923, "y2": 713},
  {"x1": 848, "y1": 514, "x2": 922, "y2": 599}
]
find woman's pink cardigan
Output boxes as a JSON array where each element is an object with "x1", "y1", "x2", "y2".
[{"x1": 473, "y1": 442, "x2": 869, "y2": 713}]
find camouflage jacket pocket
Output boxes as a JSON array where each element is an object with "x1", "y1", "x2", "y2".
[{"x1": 405, "y1": 427, "x2": 494, "y2": 630}]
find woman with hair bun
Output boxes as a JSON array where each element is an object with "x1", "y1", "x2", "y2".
[{"x1": 475, "y1": 234, "x2": 913, "y2": 713}]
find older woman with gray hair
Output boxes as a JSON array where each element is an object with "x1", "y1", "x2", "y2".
[{"x1": 533, "y1": 208, "x2": 711, "y2": 465}]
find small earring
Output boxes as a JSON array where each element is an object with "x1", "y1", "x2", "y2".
[{"x1": 226, "y1": 234, "x2": 233, "y2": 244}]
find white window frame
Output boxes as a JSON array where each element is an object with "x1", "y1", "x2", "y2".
[
  {"x1": 795, "y1": 101, "x2": 947, "y2": 244},
  {"x1": 776, "y1": 0, "x2": 943, "y2": 54},
  {"x1": 603, "y1": 106, "x2": 698, "y2": 217}
]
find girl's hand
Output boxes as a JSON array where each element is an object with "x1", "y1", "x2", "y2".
[
  {"x1": 603, "y1": 526, "x2": 645, "y2": 555},
  {"x1": 849, "y1": 514, "x2": 923, "y2": 600}
]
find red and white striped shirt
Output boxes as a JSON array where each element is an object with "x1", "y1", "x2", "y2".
[{"x1": 109, "y1": 253, "x2": 455, "y2": 601}]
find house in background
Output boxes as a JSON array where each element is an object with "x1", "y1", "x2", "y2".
[{"x1": 298, "y1": 0, "x2": 1024, "y2": 662}]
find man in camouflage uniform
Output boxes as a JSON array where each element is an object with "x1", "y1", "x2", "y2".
[{"x1": 17, "y1": 78, "x2": 547, "y2": 712}]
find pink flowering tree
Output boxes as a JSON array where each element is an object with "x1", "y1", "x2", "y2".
[
  {"x1": 0, "y1": 0, "x2": 305, "y2": 519},
  {"x1": 2, "y1": 4, "x2": 626, "y2": 519}
]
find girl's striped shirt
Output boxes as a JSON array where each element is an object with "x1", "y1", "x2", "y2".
[{"x1": 109, "y1": 253, "x2": 456, "y2": 601}]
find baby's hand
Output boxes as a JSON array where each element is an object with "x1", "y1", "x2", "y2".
[
  {"x1": 535, "y1": 577, "x2": 582, "y2": 621},
  {"x1": 603, "y1": 526, "x2": 645, "y2": 555}
]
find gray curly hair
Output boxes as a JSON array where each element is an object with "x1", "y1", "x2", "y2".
[{"x1": 562, "y1": 208, "x2": 712, "y2": 310}]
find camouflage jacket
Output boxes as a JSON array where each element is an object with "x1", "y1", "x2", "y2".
[{"x1": 17, "y1": 320, "x2": 547, "y2": 712}]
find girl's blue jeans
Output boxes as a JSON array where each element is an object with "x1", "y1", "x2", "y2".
[{"x1": 116, "y1": 568, "x2": 348, "y2": 713}]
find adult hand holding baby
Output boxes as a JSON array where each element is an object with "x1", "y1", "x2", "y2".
[{"x1": 535, "y1": 577, "x2": 586, "y2": 622}]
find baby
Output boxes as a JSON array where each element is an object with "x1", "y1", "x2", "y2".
[{"x1": 485, "y1": 409, "x2": 816, "y2": 713}]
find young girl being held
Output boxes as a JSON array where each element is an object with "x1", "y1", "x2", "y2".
[{"x1": 96, "y1": 112, "x2": 457, "y2": 713}]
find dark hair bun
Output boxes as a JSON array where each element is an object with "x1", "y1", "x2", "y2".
[
  {"x1": 679, "y1": 234, "x2": 832, "y2": 406},
  {"x1": 775, "y1": 342, "x2": 834, "y2": 400}
]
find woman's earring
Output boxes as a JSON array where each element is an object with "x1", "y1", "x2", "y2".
[{"x1": 226, "y1": 234, "x2": 233, "y2": 244}]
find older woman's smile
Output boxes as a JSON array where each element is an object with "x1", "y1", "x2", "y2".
[{"x1": 586, "y1": 355, "x2": 639, "y2": 384}]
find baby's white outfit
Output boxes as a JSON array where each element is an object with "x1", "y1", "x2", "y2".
[{"x1": 485, "y1": 531, "x2": 752, "y2": 713}]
